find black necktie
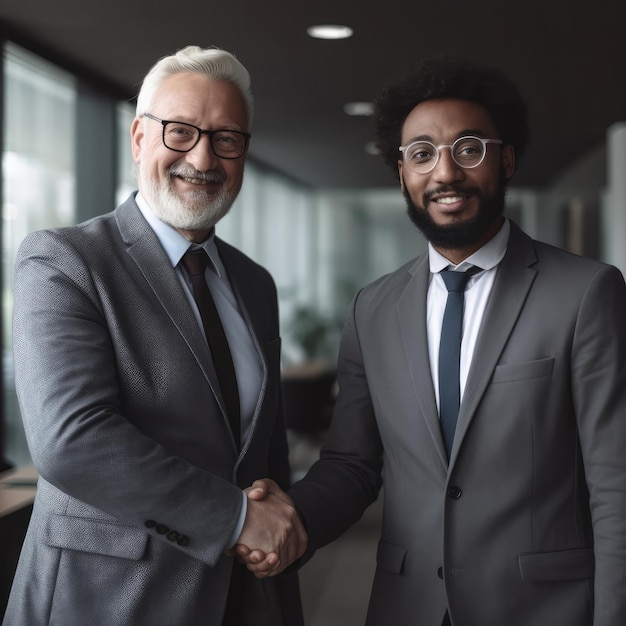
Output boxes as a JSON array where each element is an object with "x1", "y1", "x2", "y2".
[
  {"x1": 182, "y1": 250, "x2": 240, "y2": 448},
  {"x1": 438, "y1": 267, "x2": 477, "y2": 457}
]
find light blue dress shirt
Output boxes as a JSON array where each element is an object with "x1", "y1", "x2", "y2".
[{"x1": 136, "y1": 191, "x2": 261, "y2": 543}]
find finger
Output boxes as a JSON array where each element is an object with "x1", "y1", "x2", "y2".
[
  {"x1": 244, "y1": 553, "x2": 282, "y2": 577},
  {"x1": 281, "y1": 516, "x2": 307, "y2": 566},
  {"x1": 245, "y1": 486, "x2": 267, "y2": 500},
  {"x1": 245, "y1": 551, "x2": 280, "y2": 570},
  {"x1": 243, "y1": 548, "x2": 267, "y2": 564},
  {"x1": 234, "y1": 544, "x2": 253, "y2": 557},
  {"x1": 245, "y1": 478, "x2": 275, "y2": 500},
  {"x1": 250, "y1": 478, "x2": 274, "y2": 492}
]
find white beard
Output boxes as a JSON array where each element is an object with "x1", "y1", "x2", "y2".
[{"x1": 139, "y1": 161, "x2": 238, "y2": 231}]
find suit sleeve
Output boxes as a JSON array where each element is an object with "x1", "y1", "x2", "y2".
[
  {"x1": 572, "y1": 264, "x2": 626, "y2": 622},
  {"x1": 12, "y1": 230, "x2": 243, "y2": 567},
  {"x1": 262, "y1": 276, "x2": 293, "y2": 492},
  {"x1": 289, "y1": 291, "x2": 383, "y2": 552}
]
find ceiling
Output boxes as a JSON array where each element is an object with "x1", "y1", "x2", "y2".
[{"x1": 1, "y1": 1, "x2": 624, "y2": 190}]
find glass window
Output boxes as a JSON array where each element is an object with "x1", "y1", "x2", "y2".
[
  {"x1": 2, "y1": 43, "x2": 77, "y2": 466},
  {"x1": 116, "y1": 101, "x2": 136, "y2": 205}
]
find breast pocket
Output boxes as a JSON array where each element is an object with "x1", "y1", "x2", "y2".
[
  {"x1": 263, "y1": 337, "x2": 281, "y2": 368},
  {"x1": 491, "y1": 357, "x2": 554, "y2": 384}
]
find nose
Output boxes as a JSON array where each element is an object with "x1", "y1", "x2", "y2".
[
  {"x1": 184, "y1": 133, "x2": 220, "y2": 172},
  {"x1": 432, "y1": 146, "x2": 463, "y2": 183}
]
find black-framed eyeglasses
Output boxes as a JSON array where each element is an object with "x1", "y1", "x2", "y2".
[
  {"x1": 399, "y1": 136, "x2": 503, "y2": 174},
  {"x1": 143, "y1": 112, "x2": 251, "y2": 159}
]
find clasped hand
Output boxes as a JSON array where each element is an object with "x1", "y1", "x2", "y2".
[{"x1": 226, "y1": 479, "x2": 307, "y2": 578}]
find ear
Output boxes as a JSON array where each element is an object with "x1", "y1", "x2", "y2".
[
  {"x1": 130, "y1": 117, "x2": 144, "y2": 163},
  {"x1": 502, "y1": 144, "x2": 516, "y2": 180},
  {"x1": 398, "y1": 160, "x2": 405, "y2": 191}
]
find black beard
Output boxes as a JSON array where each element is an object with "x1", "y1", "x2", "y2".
[{"x1": 403, "y1": 172, "x2": 508, "y2": 249}]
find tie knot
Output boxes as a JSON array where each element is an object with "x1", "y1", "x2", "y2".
[
  {"x1": 440, "y1": 267, "x2": 477, "y2": 293},
  {"x1": 182, "y1": 250, "x2": 209, "y2": 277}
]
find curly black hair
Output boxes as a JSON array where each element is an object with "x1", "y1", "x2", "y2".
[{"x1": 372, "y1": 57, "x2": 530, "y2": 177}]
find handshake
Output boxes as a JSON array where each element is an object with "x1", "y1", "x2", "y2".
[{"x1": 226, "y1": 479, "x2": 308, "y2": 578}]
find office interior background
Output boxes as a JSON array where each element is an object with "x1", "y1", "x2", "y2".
[{"x1": 0, "y1": 1, "x2": 625, "y2": 622}]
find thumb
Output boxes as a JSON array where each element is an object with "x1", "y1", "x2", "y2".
[{"x1": 245, "y1": 478, "x2": 279, "y2": 501}]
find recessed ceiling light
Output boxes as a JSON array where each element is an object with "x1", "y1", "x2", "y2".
[
  {"x1": 344, "y1": 102, "x2": 374, "y2": 116},
  {"x1": 306, "y1": 24, "x2": 353, "y2": 40}
]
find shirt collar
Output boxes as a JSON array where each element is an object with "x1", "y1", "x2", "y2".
[
  {"x1": 135, "y1": 191, "x2": 223, "y2": 277},
  {"x1": 429, "y1": 218, "x2": 510, "y2": 273}
]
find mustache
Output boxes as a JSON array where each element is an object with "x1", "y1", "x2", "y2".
[
  {"x1": 423, "y1": 184, "x2": 477, "y2": 202},
  {"x1": 168, "y1": 165, "x2": 225, "y2": 185}
]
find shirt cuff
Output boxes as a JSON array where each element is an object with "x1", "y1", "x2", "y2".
[{"x1": 227, "y1": 490, "x2": 248, "y2": 548}]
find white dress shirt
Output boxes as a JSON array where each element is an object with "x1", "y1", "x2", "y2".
[{"x1": 427, "y1": 219, "x2": 510, "y2": 412}]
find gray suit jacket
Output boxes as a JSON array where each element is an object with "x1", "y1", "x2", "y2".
[
  {"x1": 4, "y1": 195, "x2": 302, "y2": 626},
  {"x1": 290, "y1": 221, "x2": 626, "y2": 626}
]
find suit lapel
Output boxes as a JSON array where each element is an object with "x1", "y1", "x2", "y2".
[
  {"x1": 216, "y1": 240, "x2": 268, "y2": 351},
  {"x1": 215, "y1": 239, "x2": 268, "y2": 447},
  {"x1": 450, "y1": 223, "x2": 538, "y2": 464},
  {"x1": 114, "y1": 198, "x2": 227, "y2": 417},
  {"x1": 398, "y1": 254, "x2": 450, "y2": 468}
]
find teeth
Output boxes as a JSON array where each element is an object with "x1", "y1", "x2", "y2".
[
  {"x1": 183, "y1": 176, "x2": 216, "y2": 185},
  {"x1": 436, "y1": 196, "x2": 464, "y2": 204}
]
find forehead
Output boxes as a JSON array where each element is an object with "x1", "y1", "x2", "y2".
[
  {"x1": 152, "y1": 72, "x2": 248, "y2": 127},
  {"x1": 401, "y1": 98, "x2": 498, "y2": 143}
]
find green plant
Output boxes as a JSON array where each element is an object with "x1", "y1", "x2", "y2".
[{"x1": 288, "y1": 306, "x2": 337, "y2": 360}]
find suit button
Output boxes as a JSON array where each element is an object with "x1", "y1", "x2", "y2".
[
  {"x1": 145, "y1": 520, "x2": 157, "y2": 529},
  {"x1": 155, "y1": 524, "x2": 170, "y2": 535},
  {"x1": 166, "y1": 530, "x2": 180, "y2": 542},
  {"x1": 447, "y1": 486, "x2": 462, "y2": 499},
  {"x1": 437, "y1": 566, "x2": 443, "y2": 579},
  {"x1": 177, "y1": 535, "x2": 189, "y2": 547}
]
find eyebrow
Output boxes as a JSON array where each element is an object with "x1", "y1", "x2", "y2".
[{"x1": 404, "y1": 128, "x2": 491, "y2": 144}]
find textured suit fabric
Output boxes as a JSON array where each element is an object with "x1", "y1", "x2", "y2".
[
  {"x1": 4, "y1": 195, "x2": 302, "y2": 626},
  {"x1": 289, "y1": 221, "x2": 626, "y2": 626}
]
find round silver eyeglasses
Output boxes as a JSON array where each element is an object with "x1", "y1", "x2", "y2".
[
  {"x1": 143, "y1": 112, "x2": 251, "y2": 159},
  {"x1": 399, "y1": 136, "x2": 503, "y2": 174}
]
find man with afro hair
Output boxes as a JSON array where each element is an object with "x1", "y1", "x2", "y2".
[{"x1": 239, "y1": 58, "x2": 626, "y2": 626}]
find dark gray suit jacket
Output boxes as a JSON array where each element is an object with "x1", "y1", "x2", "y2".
[
  {"x1": 4, "y1": 195, "x2": 302, "y2": 625},
  {"x1": 290, "y1": 222, "x2": 626, "y2": 626}
]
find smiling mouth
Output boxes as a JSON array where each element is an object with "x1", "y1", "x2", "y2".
[
  {"x1": 170, "y1": 166, "x2": 224, "y2": 186},
  {"x1": 434, "y1": 195, "x2": 466, "y2": 205},
  {"x1": 178, "y1": 174, "x2": 220, "y2": 185},
  {"x1": 425, "y1": 185, "x2": 473, "y2": 207}
]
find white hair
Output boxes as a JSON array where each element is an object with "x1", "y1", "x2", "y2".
[{"x1": 135, "y1": 45, "x2": 253, "y2": 126}]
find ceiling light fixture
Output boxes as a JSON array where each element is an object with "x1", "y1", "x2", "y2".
[
  {"x1": 344, "y1": 102, "x2": 374, "y2": 116},
  {"x1": 306, "y1": 24, "x2": 353, "y2": 40}
]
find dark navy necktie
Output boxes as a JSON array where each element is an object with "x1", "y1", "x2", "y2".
[
  {"x1": 438, "y1": 267, "x2": 477, "y2": 457},
  {"x1": 182, "y1": 249, "x2": 240, "y2": 448}
]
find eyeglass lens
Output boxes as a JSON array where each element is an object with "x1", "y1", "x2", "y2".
[
  {"x1": 403, "y1": 137, "x2": 487, "y2": 173},
  {"x1": 163, "y1": 122, "x2": 247, "y2": 157}
]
